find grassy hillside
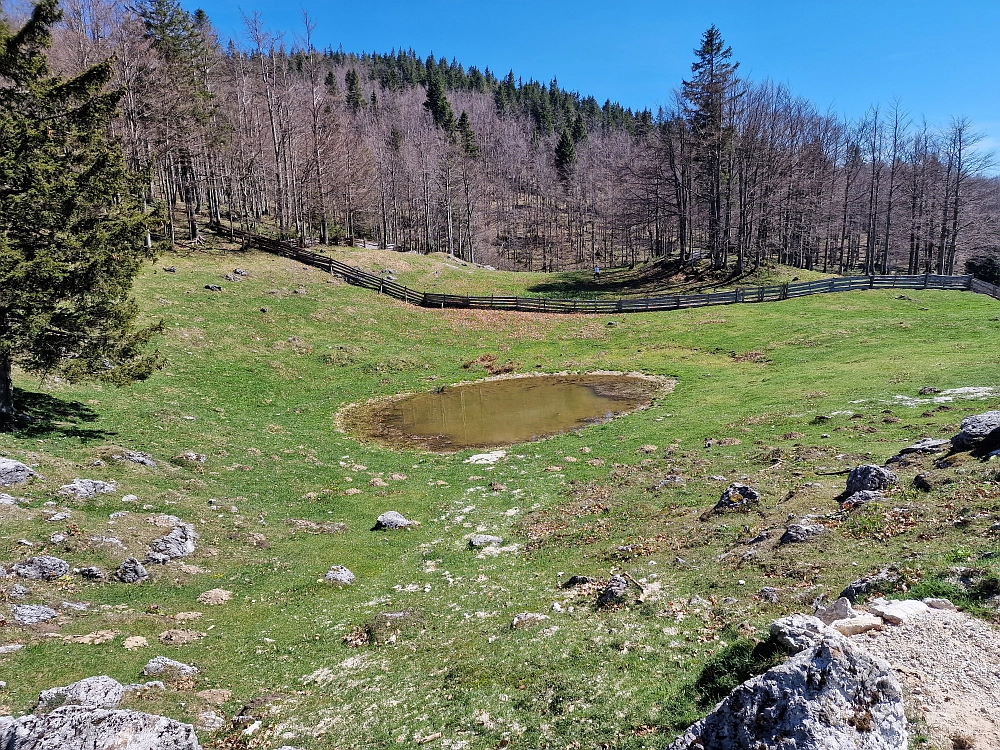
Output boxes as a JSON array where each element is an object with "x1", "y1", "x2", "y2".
[{"x1": 1, "y1": 246, "x2": 998, "y2": 749}]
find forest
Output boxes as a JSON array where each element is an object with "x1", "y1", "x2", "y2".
[{"x1": 37, "y1": 0, "x2": 1000, "y2": 274}]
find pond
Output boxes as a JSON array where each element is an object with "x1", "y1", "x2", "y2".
[{"x1": 345, "y1": 373, "x2": 667, "y2": 452}]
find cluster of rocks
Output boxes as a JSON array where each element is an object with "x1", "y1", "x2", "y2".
[
  {"x1": 669, "y1": 613, "x2": 909, "y2": 749},
  {"x1": 0, "y1": 672, "x2": 201, "y2": 749}
]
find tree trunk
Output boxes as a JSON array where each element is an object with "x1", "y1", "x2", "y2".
[{"x1": 0, "y1": 357, "x2": 15, "y2": 423}]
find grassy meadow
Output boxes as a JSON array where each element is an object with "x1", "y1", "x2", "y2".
[{"x1": 1, "y1": 243, "x2": 999, "y2": 749}]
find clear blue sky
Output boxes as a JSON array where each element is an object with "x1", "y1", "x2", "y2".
[{"x1": 191, "y1": 0, "x2": 1000, "y2": 153}]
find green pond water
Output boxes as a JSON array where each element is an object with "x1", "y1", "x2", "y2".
[{"x1": 353, "y1": 374, "x2": 662, "y2": 451}]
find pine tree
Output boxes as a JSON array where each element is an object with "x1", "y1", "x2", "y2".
[
  {"x1": 423, "y1": 71, "x2": 455, "y2": 133},
  {"x1": 345, "y1": 68, "x2": 363, "y2": 112},
  {"x1": 0, "y1": 0, "x2": 162, "y2": 424},
  {"x1": 554, "y1": 127, "x2": 576, "y2": 184},
  {"x1": 572, "y1": 113, "x2": 587, "y2": 143},
  {"x1": 682, "y1": 25, "x2": 739, "y2": 269},
  {"x1": 457, "y1": 111, "x2": 479, "y2": 156}
]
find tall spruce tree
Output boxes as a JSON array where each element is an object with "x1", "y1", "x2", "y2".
[
  {"x1": 0, "y1": 0, "x2": 162, "y2": 424},
  {"x1": 682, "y1": 25, "x2": 739, "y2": 269},
  {"x1": 457, "y1": 111, "x2": 479, "y2": 156},
  {"x1": 423, "y1": 71, "x2": 455, "y2": 132},
  {"x1": 554, "y1": 127, "x2": 576, "y2": 184},
  {"x1": 345, "y1": 68, "x2": 363, "y2": 112}
]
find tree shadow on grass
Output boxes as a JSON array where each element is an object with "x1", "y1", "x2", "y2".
[
  {"x1": 0, "y1": 388, "x2": 115, "y2": 441},
  {"x1": 525, "y1": 258, "x2": 761, "y2": 299}
]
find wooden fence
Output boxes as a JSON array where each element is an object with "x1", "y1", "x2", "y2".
[{"x1": 250, "y1": 234, "x2": 1000, "y2": 314}]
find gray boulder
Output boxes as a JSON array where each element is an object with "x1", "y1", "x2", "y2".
[
  {"x1": 952, "y1": 410, "x2": 1000, "y2": 450},
  {"x1": 0, "y1": 458, "x2": 37, "y2": 487},
  {"x1": 113, "y1": 451, "x2": 157, "y2": 468},
  {"x1": 814, "y1": 597, "x2": 857, "y2": 625},
  {"x1": 142, "y1": 656, "x2": 199, "y2": 678},
  {"x1": 840, "y1": 568, "x2": 900, "y2": 602},
  {"x1": 145, "y1": 523, "x2": 198, "y2": 564},
  {"x1": 77, "y1": 567, "x2": 105, "y2": 580},
  {"x1": 846, "y1": 465, "x2": 897, "y2": 494},
  {"x1": 712, "y1": 483, "x2": 760, "y2": 514},
  {"x1": 596, "y1": 575, "x2": 631, "y2": 607},
  {"x1": 324, "y1": 566, "x2": 355, "y2": 586},
  {"x1": 898, "y1": 438, "x2": 950, "y2": 455},
  {"x1": 670, "y1": 617, "x2": 906, "y2": 750},
  {"x1": 13, "y1": 556, "x2": 69, "y2": 581},
  {"x1": 37, "y1": 676, "x2": 125, "y2": 711},
  {"x1": 0, "y1": 705, "x2": 201, "y2": 749},
  {"x1": 373, "y1": 511, "x2": 416, "y2": 530},
  {"x1": 58, "y1": 479, "x2": 116, "y2": 499},
  {"x1": 779, "y1": 523, "x2": 827, "y2": 544},
  {"x1": 469, "y1": 534, "x2": 503, "y2": 549},
  {"x1": 12, "y1": 604, "x2": 58, "y2": 624},
  {"x1": 115, "y1": 558, "x2": 149, "y2": 584}
]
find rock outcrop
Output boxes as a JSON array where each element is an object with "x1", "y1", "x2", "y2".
[
  {"x1": 58, "y1": 479, "x2": 116, "y2": 498},
  {"x1": 711, "y1": 483, "x2": 760, "y2": 514},
  {"x1": 13, "y1": 555, "x2": 69, "y2": 581},
  {"x1": 115, "y1": 558, "x2": 149, "y2": 584},
  {"x1": 668, "y1": 615, "x2": 907, "y2": 750},
  {"x1": 372, "y1": 511, "x2": 416, "y2": 530},
  {"x1": 951, "y1": 410, "x2": 1000, "y2": 451},
  {"x1": 324, "y1": 566, "x2": 355, "y2": 586},
  {"x1": 846, "y1": 464, "x2": 897, "y2": 494},
  {"x1": 145, "y1": 521, "x2": 198, "y2": 564},
  {"x1": 0, "y1": 458, "x2": 37, "y2": 487},
  {"x1": 37, "y1": 676, "x2": 126, "y2": 711},
  {"x1": 0, "y1": 705, "x2": 201, "y2": 749}
]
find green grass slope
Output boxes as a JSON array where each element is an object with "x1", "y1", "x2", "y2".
[{"x1": 0, "y1": 248, "x2": 998, "y2": 749}]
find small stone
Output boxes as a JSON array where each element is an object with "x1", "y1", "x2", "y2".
[
  {"x1": 0, "y1": 644, "x2": 24, "y2": 654},
  {"x1": 58, "y1": 478, "x2": 117, "y2": 499},
  {"x1": 712, "y1": 483, "x2": 761, "y2": 514},
  {"x1": 832, "y1": 613, "x2": 884, "y2": 636},
  {"x1": 176, "y1": 451, "x2": 206, "y2": 463},
  {"x1": 469, "y1": 534, "x2": 503, "y2": 549},
  {"x1": 78, "y1": 567, "x2": 105, "y2": 580},
  {"x1": 373, "y1": 511, "x2": 416, "y2": 530},
  {"x1": 9, "y1": 584, "x2": 30, "y2": 599},
  {"x1": 779, "y1": 523, "x2": 827, "y2": 544},
  {"x1": 324, "y1": 566, "x2": 355, "y2": 586},
  {"x1": 123, "y1": 636, "x2": 148, "y2": 650},
  {"x1": 759, "y1": 587, "x2": 779, "y2": 603},
  {"x1": 814, "y1": 597, "x2": 856, "y2": 625},
  {"x1": 47, "y1": 511, "x2": 71, "y2": 522},
  {"x1": 922, "y1": 597, "x2": 957, "y2": 610},
  {"x1": 596, "y1": 575, "x2": 631, "y2": 608},
  {"x1": 898, "y1": 437, "x2": 950, "y2": 455},
  {"x1": 121, "y1": 494, "x2": 139, "y2": 503},
  {"x1": 204, "y1": 284, "x2": 223, "y2": 291},
  {"x1": 157, "y1": 629, "x2": 204, "y2": 645},
  {"x1": 12, "y1": 604, "x2": 58, "y2": 624},
  {"x1": 839, "y1": 568, "x2": 899, "y2": 602},
  {"x1": 839, "y1": 490, "x2": 882, "y2": 509},
  {"x1": 196, "y1": 708, "x2": 225, "y2": 731},
  {"x1": 49, "y1": 533, "x2": 67, "y2": 544},
  {"x1": 112, "y1": 451, "x2": 157, "y2": 468},
  {"x1": 511, "y1": 612, "x2": 550, "y2": 629},
  {"x1": 561, "y1": 575, "x2": 596, "y2": 588},
  {"x1": 142, "y1": 656, "x2": 199, "y2": 677},
  {"x1": 197, "y1": 588, "x2": 232, "y2": 605},
  {"x1": 114, "y1": 558, "x2": 149, "y2": 584}
]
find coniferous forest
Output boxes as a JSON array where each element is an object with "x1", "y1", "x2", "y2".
[{"x1": 40, "y1": 0, "x2": 1000, "y2": 274}]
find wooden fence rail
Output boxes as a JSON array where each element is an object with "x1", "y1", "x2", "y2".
[{"x1": 249, "y1": 233, "x2": 998, "y2": 314}]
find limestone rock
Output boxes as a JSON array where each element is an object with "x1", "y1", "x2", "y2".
[
  {"x1": 922, "y1": 597, "x2": 957, "y2": 610},
  {"x1": 113, "y1": 451, "x2": 157, "y2": 468},
  {"x1": 78, "y1": 566, "x2": 105, "y2": 580},
  {"x1": 0, "y1": 458, "x2": 37, "y2": 487},
  {"x1": 142, "y1": 656, "x2": 199, "y2": 678},
  {"x1": 0, "y1": 705, "x2": 201, "y2": 749},
  {"x1": 511, "y1": 612, "x2": 550, "y2": 629},
  {"x1": 758, "y1": 587, "x2": 779, "y2": 604},
  {"x1": 145, "y1": 522, "x2": 198, "y2": 564},
  {"x1": 770, "y1": 614, "x2": 841, "y2": 653},
  {"x1": 952, "y1": 410, "x2": 1000, "y2": 451},
  {"x1": 898, "y1": 438, "x2": 950, "y2": 455},
  {"x1": 324, "y1": 566, "x2": 355, "y2": 586},
  {"x1": 814, "y1": 596, "x2": 856, "y2": 625},
  {"x1": 846, "y1": 464, "x2": 897, "y2": 494},
  {"x1": 469, "y1": 534, "x2": 503, "y2": 549},
  {"x1": 196, "y1": 709, "x2": 224, "y2": 731},
  {"x1": 115, "y1": 558, "x2": 149, "y2": 584},
  {"x1": 58, "y1": 478, "x2": 116, "y2": 499},
  {"x1": 712, "y1": 483, "x2": 760, "y2": 514},
  {"x1": 779, "y1": 523, "x2": 827, "y2": 544},
  {"x1": 596, "y1": 575, "x2": 631, "y2": 607},
  {"x1": 839, "y1": 568, "x2": 899, "y2": 602},
  {"x1": 13, "y1": 555, "x2": 69, "y2": 581},
  {"x1": 11, "y1": 604, "x2": 58, "y2": 624},
  {"x1": 670, "y1": 622, "x2": 906, "y2": 750},
  {"x1": 832, "y1": 614, "x2": 884, "y2": 636},
  {"x1": 840, "y1": 490, "x2": 882, "y2": 509},
  {"x1": 37, "y1": 675, "x2": 126, "y2": 711},
  {"x1": 373, "y1": 511, "x2": 416, "y2": 530},
  {"x1": 867, "y1": 597, "x2": 930, "y2": 625}
]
